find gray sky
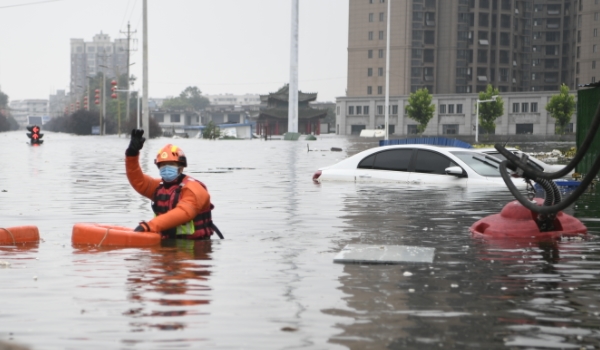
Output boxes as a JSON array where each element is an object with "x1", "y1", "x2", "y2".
[{"x1": 0, "y1": 0, "x2": 348, "y2": 102}]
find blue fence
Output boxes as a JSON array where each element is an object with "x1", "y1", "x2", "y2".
[{"x1": 379, "y1": 137, "x2": 472, "y2": 149}]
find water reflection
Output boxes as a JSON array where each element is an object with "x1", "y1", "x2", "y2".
[
  {"x1": 72, "y1": 240, "x2": 212, "y2": 333},
  {"x1": 327, "y1": 182, "x2": 600, "y2": 349}
]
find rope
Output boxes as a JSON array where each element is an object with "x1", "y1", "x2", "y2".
[
  {"x1": 97, "y1": 228, "x2": 112, "y2": 247},
  {"x1": 0, "y1": 228, "x2": 15, "y2": 245}
]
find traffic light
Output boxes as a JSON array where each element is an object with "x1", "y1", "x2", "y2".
[
  {"x1": 95, "y1": 89, "x2": 100, "y2": 105},
  {"x1": 26, "y1": 125, "x2": 44, "y2": 145}
]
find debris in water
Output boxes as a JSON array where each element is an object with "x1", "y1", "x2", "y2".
[{"x1": 403, "y1": 271, "x2": 413, "y2": 277}]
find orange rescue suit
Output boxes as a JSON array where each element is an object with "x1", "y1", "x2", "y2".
[{"x1": 125, "y1": 155, "x2": 211, "y2": 235}]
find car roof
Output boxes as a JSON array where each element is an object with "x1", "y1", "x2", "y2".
[
  {"x1": 376, "y1": 144, "x2": 480, "y2": 153},
  {"x1": 477, "y1": 147, "x2": 519, "y2": 152}
]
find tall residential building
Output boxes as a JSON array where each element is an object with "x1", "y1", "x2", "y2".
[
  {"x1": 70, "y1": 32, "x2": 128, "y2": 101},
  {"x1": 347, "y1": 0, "x2": 582, "y2": 97}
]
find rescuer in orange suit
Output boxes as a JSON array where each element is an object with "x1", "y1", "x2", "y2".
[{"x1": 125, "y1": 129, "x2": 223, "y2": 240}]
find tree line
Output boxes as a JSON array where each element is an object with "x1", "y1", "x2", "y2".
[{"x1": 0, "y1": 91, "x2": 20, "y2": 132}]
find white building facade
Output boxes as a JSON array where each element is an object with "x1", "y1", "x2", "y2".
[
  {"x1": 206, "y1": 94, "x2": 261, "y2": 106},
  {"x1": 9, "y1": 100, "x2": 48, "y2": 128},
  {"x1": 336, "y1": 91, "x2": 576, "y2": 138}
]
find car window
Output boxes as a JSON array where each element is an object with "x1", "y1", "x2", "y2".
[
  {"x1": 484, "y1": 151, "x2": 544, "y2": 171},
  {"x1": 358, "y1": 149, "x2": 413, "y2": 171},
  {"x1": 414, "y1": 150, "x2": 457, "y2": 175},
  {"x1": 451, "y1": 151, "x2": 503, "y2": 177}
]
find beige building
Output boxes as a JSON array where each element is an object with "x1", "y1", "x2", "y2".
[
  {"x1": 576, "y1": 0, "x2": 600, "y2": 85},
  {"x1": 347, "y1": 0, "x2": 582, "y2": 96}
]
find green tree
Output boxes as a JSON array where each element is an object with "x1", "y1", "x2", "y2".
[
  {"x1": 0, "y1": 90, "x2": 8, "y2": 108},
  {"x1": 477, "y1": 84, "x2": 504, "y2": 135},
  {"x1": 406, "y1": 88, "x2": 435, "y2": 134},
  {"x1": 546, "y1": 83, "x2": 575, "y2": 135},
  {"x1": 163, "y1": 86, "x2": 210, "y2": 112},
  {"x1": 202, "y1": 120, "x2": 220, "y2": 140}
]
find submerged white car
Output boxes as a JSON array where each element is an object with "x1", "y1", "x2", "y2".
[{"x1": 313, "y1": 144, "x2": 526, "y2": 187}]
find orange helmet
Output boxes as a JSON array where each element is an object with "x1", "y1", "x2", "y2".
[{"x1": 154, "y1": 144, "x2": 187, "y2": 167}]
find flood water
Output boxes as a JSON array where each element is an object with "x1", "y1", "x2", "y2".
[{"x1": 1, "y1": 130, "x2": 599, "y2": 350}]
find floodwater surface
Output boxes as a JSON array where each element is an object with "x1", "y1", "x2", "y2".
[{"x1": 0, "y1": 131, "x2": 599, "y2": 350}]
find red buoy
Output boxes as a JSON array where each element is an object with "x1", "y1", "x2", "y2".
[{"x1": 470, "y1": 198, "x2": 587, "y2": 240}]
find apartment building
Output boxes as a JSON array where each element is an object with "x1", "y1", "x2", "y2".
[
  {"x1": 347, "y1": 0, "x2": 579, "y2": 96},
  {"x1": 70, "y1": 32, "x2": 128, "y2": 102}
]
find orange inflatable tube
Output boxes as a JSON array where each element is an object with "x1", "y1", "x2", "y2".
[
  {"x1": 72, "y1": 223, "x2": 161, "y2": 247},
  {"x1": 0, "y1": 226, "x2": 40, "y2": 245}
]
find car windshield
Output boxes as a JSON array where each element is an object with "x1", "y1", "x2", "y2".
[
  {"x1": 483, "y1": 151, "x2": 545, "y2": 172},
  {"x1": 450, "y1": 151, "x2": 502, "y2": 177}
]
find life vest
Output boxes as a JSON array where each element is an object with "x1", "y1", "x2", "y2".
[{"x1": 151, "y1": 175, "x2": 214, "y2": 239}]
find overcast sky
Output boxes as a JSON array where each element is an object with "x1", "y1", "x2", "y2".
[{"x1": 0, "y1": 0, "x2": 349, "y2": 102}]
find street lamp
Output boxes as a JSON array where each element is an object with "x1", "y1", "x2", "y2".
[{"x1": 475, "y1": 95, "x2": 499, "y2": 143}]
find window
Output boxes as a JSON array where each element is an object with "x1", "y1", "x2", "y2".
[
  {"x1": 521, "y1": 102, "x2": 529, "y2": 113},
  {"x1": 359, "y1": 149, "x2": 413, "y2": 171},
  {"x1": 377, "y1": 105, "x2": 384, "y2": 115},
  {"x1": 392, "y1": 105, "x2": 398, "y2": 114},
  {"x1": 368, "y1": 68, "x2": 373, "y2": 77},
  {"x1": 595, "y1": 45, "x2": 598, "y2": 53},
  {"x1": 412, "y1": 49, "x2": 423, "y2": 58},
  {"x1": 594, "y1": 61, "x2": 597, "y2": 69},
  {"x1": 439, "y1": 104, "x2": 447, "y2": 113},
  {"x1": 379, "y1": 31, "x2": 384, "y2": 40},
  {"x1": 448, "y1": 104, "x2": 455, "y2": 114},
  {"x1": 364, "y1": 106, "x2": 370, "y2": 115},
  {"x1": 348, "y1": 106, "x2": 354, "y2": 115},
  {"x1": 369, "y1": 31, "x2": 374, "y2": 40},
  {"x1": 367, "y1": 86, "x2": 373, "y2": 95},
  {"x1": 379, "y1": 12, "x2": 385, "y2": 21},
  {"x1": 154, "y1": 114, "x2": 164, "y2": 123},
  {"x1": 351, "y1": 125, "x2": 366, "y2": 135},
  {"x1": 531, "y1": 102, "x2": 538, "y2": 112},
  {"x1": 356, "y1": 106, "x2": 362, "y2": 115},
  {"x1": 443, "y1": 124, "x2": 459, "y2": 135},
  {"x1": 378, "y1": 86, "x2": 383, "y2": 94},
  {"x1": 456, "y1": 104, "x2": 463, "y2": 113},
  {"x1": 516, "y1": 124, "x2": 533, "y2": 134},
  {"x1": 379, "y1": 49, "x2": 384, "y2": 58},
  {"x1": 425, "y1": 31, "x2": 435, "y2": 44},
  {"x1": 414, "y1": 150, "x2": 457, "y2": 175},
  {"x1": 378, "y1": 67, "x2": 384, "y2": 76},
  {"x1": 369, "y1": 13, "x2": 374, "y2": 22},
  {"x1": 512, "y1": 102, "x2": 520, "y2": 113},
  {"x1": 595, "y1": 28, "x2": 598, "y2": 37},
  {"x1": 424, "y1": 49, "x2": 434, "y2": 62},
  {"x1": 368, "y1": 50, "x2": 373, "y2": 59},
  {"x1": 171, "y1": 114, "x2": 181, "y2": 123},
  {"x1": 407, "y1": 125, "x2": 418, "y2": 134}
]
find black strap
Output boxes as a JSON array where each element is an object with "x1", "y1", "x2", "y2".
[{"x1": 211, "y1": 223, "x2": 224, "y2": 239}]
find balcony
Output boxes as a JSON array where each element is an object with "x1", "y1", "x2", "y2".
[
  {"x1": 547, "y1": 23, "x2": 560, "y2": 29},
  {"x1": 477, "y1": 76, "x2": 488, "y2": 82}
]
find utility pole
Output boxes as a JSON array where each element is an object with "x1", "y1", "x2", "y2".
[
  {"x1": 142, "y1": 0, "x2": 149, "y2": 137},
  {"x1": 288, "y1": 0, "x2": 299, "y2": 134},
  {"x1": 120, "y1": 22, "x2": 137, "y2": 131}
]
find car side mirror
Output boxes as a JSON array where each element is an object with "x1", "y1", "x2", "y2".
[{"x1": 445, "y1": 166, "x2": 466, "y2": 177}]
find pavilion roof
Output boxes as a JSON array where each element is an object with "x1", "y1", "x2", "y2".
[{"x1": 260, "y1": 85, "x2": 318, "y2": 103}]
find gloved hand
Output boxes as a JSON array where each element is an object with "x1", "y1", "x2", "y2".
[
  {"x1": 126, "y1": 129, "x2": 146, "y2": 157},
  {"x1": 134, "y1": 221, "x2": 150, "y2": 232}
]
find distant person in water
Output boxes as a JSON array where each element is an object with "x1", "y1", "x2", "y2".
[{"x1": 125, "y1": 129, "x2": 222, "y2": 240}]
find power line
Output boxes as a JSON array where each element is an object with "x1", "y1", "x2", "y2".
[{"x1": 0, "y1": 0, "x2": 63, "y2": 9}]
